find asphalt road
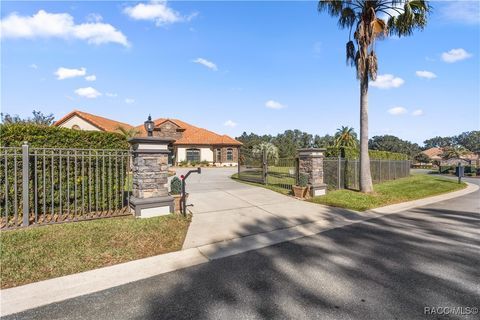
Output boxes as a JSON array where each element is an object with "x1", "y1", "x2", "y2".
[{"x1": 5, "y1": 178, "x2": 480, "y2": 320}]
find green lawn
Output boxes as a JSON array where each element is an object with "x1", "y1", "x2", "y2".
[
  {"x1": 0, "y1": 214, "x2": 190, "y2": 288},
  {"x1": 309, "y1": 174, "x2": 467, "y2": 211}
]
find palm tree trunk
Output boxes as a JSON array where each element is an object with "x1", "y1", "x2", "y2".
[{"x1": 359, "y1": 73, "x2": 373, "y2": 193}]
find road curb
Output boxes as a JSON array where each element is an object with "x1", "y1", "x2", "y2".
[
  {"x1": 370, "y1": 182, "x2": 478, "y2": 214},
  {"x1": 0, "y1": 248, "x2": 209, "y2": 317},
  {"x1": 2, "y1": 181, "x2": 477, "y2": 317}
]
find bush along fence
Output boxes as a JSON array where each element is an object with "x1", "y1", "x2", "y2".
[
  {"x1": 238, "y1": 147, "x2": 411, "y2": 193},
  {"x1": 0, "y1": 143, "x2": 132, "y2": 230}
]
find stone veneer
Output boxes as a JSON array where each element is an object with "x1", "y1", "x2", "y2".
[
  {"x1": 298, "y1": 148, "x2": 327, "y2": 197},
  {"x1": 129, "y1": 137, "x2": 174, "y2": 218},
  {"x1": 132, "y1": 153, "x2": 169, "y2": 199}
]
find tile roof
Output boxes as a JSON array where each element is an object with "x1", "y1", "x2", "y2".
[
  {"x1": 55, "y1": 110, "x2": 241, "y2": 146},
  {"x1": 422, "y1": 147, "x2": 479, "y2": 161},
  {"x1": 422, "y1": 147, "x2": 443, "y2": 159},
  {"x1": 135, "y1": 118, "x2": 242, "y2": 146},
  {"x1": 54, "y1": 110, "x2": 134, "y2": 132}
]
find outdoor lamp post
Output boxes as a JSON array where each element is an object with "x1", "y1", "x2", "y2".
[{"x1": 144, "y1": 115, "x2": 154, "y2": 137}]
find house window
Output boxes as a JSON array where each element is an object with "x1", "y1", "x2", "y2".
[
  {"x1": 71, "y1": 125, "x2": 81, "y2": 130},
  {"x1": 216, "y1": 149, "x2": 221, "y2": 163},
  {"x1": 226, "y1": 148, "x2": 234, "y2": 161},
  {"x1": 186, "y1": 148, "x2": 200, "y2": 162}
]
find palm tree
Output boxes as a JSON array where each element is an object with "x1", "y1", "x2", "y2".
[
  {"x1": 318, "y1": 0, "x2": 430, "y2": 192},
  {"x1": 334, "y1": 126, "x2": 358, "y2": 149},
  {"x1": 116, "y1": 126, "x2": 140, "y2": 140},
  {"x1": 252, "y1": 142, "x2": 279, "y2": 163}
]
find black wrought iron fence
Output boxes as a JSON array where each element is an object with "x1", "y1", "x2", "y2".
[
  {"x1": 323, "y1": 157, "x2": 411, "y2": 190},
  {"x1": 237, "y1": 149, "x2": 410, "y2": 193},
  {"x1": 238, "y1": 148, "x2": 265, "y2": 184},
  {"x1": 0, "y1": 144, "x2": 132, "y2": 230}
]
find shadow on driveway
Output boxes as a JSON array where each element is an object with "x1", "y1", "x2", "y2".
[{"x1": 10, "y1": 204, "x2": 480, "y2": 320}]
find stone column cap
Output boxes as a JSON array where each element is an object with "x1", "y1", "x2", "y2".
[
  {"x1": 298, "y1": 148, "x2": 326, "y2": 156},
  {"x1": 128, "y1": 137, "x2": 176, "y2": 144}
]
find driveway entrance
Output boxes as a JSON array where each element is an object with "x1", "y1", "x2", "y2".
[{"x1": 173, "y1": 167, "x2": 352, "y2": 249}]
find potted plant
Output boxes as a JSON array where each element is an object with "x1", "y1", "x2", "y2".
[
  {"x1": 170, "y1": 176, "x2": 183, "y2": 213},
  {"x1": 292, "y1": 173, "x2": 309, "y2": 199}
]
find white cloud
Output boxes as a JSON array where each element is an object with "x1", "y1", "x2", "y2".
[
  {"x1": 123, "y1": 1, "x2": 197, "y2": 26},
  {"x1": 85, "y1": 75, "x2": 96, "y2": 81},
  {"x1": 29, "y1": 63, "x2": 38, "y2": 69},
  {"x1": 370, "y1": 74, "x2": 404, "y2": 89},
  {"x1": 86, "y1": 13, "x2": 103, "y2": 23},
  {"x1": 440, "y1": 2, "x2": 480, "y2": 25},
  {"x1": 125, "y1": 98, "x2": 135, "y2": 104},
  {"x1": 415, "y1": 70, "x2": 437, "y2": 79},
  {"x1": 105, "y1": 92, "x2": 117, "y2": 97},
  {"x1": 55, "y1": 67, "x2": 86, "y2": 80},
  {"x1": 412, "y1": 109, "x2": 424, "y2": 116},
  {"x1": 388, "y1": 107, "x2": 407, "y2": 116},
  {"x1": 223, "y1": 120, "x2": 237, "y2": 128},
  {"x1": 75, "y1": 87, "x2": 101, "y2": 98},
  {"x1": 0, "y1": 10, "x2": 129, "y2": 47},
  {"x1": 192, "y1": 58, "x2": 217, "y2": 71},
  {"x1": 265, "y1": 100, "x2": 286, "y2": 110},
  {"x1": 441, "y1": 48, "x2": 472, "y2": 63}
]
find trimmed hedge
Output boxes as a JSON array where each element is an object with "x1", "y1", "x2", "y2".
[
  {"x1": 0, "y1": 124, "x2": 129, "y2": 149},
  {"x1": 325, "y1": 147, "x2": 409, "y2": 160}
]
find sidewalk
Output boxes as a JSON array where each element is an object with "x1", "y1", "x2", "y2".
[{"x1": 1, "y1": 182, "x2": 478, "y2": 317}]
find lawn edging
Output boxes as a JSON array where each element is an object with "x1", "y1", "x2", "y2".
[{"x1": 369, "y1": 182, "x2": 479, "y2": 214}]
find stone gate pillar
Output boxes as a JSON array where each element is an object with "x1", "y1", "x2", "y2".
[
  {"x1": 129, "y1": 137, "x2": 175, "y2": 218},
  {"x1": 298, "y1": 148, "x2": 327, "y2": 197}
]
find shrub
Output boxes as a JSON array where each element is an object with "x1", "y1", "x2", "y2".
[
  {"x1": 200, "y1": 160, "x2": 210, "y2": 167},
  {"x1": 325, "y1": 147, "x2": 408, "y2": 160},
  {"x1": 179, "y1": 160, "x2": 188, "y2": 167},
  {"x1": 0, "y1": 123, "x2": 129, "y2": 149},
  {"x1": 170, "y1": 177, "x2": 182, "y2": 195},
  {"x1": 297, "y1": 173, "x2": 309, "y2": 187}
]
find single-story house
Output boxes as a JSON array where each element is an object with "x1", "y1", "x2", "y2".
[
  {"x1": 54, "y1": 110, "x2": 242, "y2": 166},
  {"x1": 421, "y1": 147, "x2": 479, "y2": 166}
]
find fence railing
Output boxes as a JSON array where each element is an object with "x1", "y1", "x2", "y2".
[
  {"x1": 0, "y1": 144, "x2": 132, "y2": 230},
  {"x1": 238, "y1": 149, "x2": 411, "y2": 192},
  {"x1": 323, "y1": 158, "x2": 411, "y2": 190}
]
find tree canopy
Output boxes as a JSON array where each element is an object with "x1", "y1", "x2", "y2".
[
  {"x1": 1, "y1": 110, "x2": 55, "y2": 126},
  {"x1": 368, "y1": 135, "x2": 421, "y2": 157}
]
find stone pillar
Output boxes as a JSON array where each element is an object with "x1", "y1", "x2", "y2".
[
  {"x1": 129, "y1": 137, "x2": 175, "y2": 218},
  {"x1": 298, "y1": 148, "x2": 327, "y2": 197}
]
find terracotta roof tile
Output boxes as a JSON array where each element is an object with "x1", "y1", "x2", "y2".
[
  {"x1": 134, "y1": 118, "x2": 242, "y2": 146},
  {"x1": 54, "y1": 110, "x2": 133, "y2": 132},
  {"x1": 422, "y1": 147, "x2": 443, "y2": 159}
]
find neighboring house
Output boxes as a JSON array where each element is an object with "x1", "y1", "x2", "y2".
[
  {"x1": 421, "y1": 147, "x2": 479, "y2": 166},
  {"x1": 54, "y1": 110, "x2": 242, "y2": 166}
]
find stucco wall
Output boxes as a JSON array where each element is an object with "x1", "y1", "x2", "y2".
[
  {"x1": 176, "y1": 146, "x2": 213, "y2": 162},
  {"x1": 59, "y1": 116, "x2": 101, "y2": 131}
]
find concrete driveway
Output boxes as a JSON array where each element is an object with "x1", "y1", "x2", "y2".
[{"x1": 173, "y1": 167, "x2": 350, "y2": 249}]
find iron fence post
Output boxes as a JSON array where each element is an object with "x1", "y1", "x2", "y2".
[
  {"x1": 337, "y1": 156, "x2": 341, "y2": 190},
  {"x1": 22, "y1": 142, "x2": 29, "y2": 227},
  {"x1": 262, "y1": 149, "x2": 268, "y2": 185}
]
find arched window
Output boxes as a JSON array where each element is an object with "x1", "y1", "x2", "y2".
[
  {"x1": 71, "y1": 125, "x2": 81, "y2": 130},
  {"x1": 186, "y1": 148, "x2": 200, "y2": 162},
  {"x1": 226, "y1": 148, "x2": 234, "y2": 161}
]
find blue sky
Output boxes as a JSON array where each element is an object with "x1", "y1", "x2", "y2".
[{"x1": 1, "y1": 1, "x2": 479, "y2": 144}]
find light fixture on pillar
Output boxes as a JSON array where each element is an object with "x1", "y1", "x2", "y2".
[{"x1": 144, "y1": 115, "x2": 154, "y2": 137}]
